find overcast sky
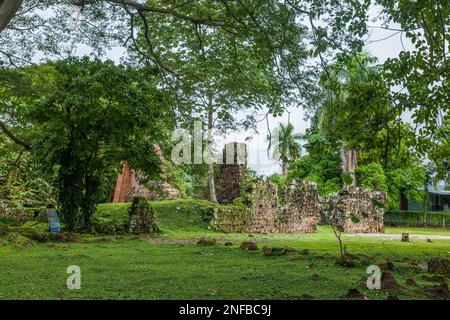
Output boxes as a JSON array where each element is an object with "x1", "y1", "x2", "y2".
[{"x1": 66, "y1": 5, "x2": 414, "y2": 176}]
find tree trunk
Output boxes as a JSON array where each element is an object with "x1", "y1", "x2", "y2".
[
  {"x1": 207, "y1": 90, "x2": 217, "y2": 203},
  {"x1": 423, "y1": 182, "x2": 429, "y2": 226},
  {"x1": 282, "y1": 162, "x2": 288, "y2": 176},
  {"x1": 0, "y1": 0, "x2": 23, "y2": 33},
  {"x1": 340, "y1": 146, "x2": 358, "y2": 186}
]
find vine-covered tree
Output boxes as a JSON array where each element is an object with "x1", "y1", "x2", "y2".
[{"x1": 0, "y1": 58, "x2": 169, "y2": 230}]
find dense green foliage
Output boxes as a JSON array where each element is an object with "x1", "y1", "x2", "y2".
[
  {"x1": 1, "y1": 58, "x2": 170, "y2": 230},
  {"x1": 287, "y1": 133, "x2": 342, "y2": 196},
  {"x1": 376, "y1": 0, "x2": 449, "y2": 144},
  {"x1": 292, "y1": 53, "x2": 430, "y2": 207},
  {"x1": 385, "y1": 210, "x2": 450, "y2": 228}
]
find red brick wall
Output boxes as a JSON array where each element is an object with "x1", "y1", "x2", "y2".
[{"x1": 112, "y1": 162, "x2": 132, "y2": 203}]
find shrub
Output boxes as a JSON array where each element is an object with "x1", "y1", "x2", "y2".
[
  {"x1": 91, "y1": 203, "x2": 129, "y2": 235},
  {"x1": 385, "y1": 210, "x2": 450, "y2": 227}
]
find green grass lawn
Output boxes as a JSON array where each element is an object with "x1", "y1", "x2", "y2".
[{"x1": 0, "y1": 201, "x2": 449, "y2": 300}]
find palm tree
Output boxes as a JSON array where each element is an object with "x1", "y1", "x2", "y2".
[{"x1": 267, "y1": 123, "x2": 303, "y2": 176}]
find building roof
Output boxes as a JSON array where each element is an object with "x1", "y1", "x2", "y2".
[{"x1": 426, "y1": 184, "x2": 450, "y2": 196}]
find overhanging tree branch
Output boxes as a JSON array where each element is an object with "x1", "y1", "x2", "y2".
[
  {"x1": 77, "y1": 0, "x2": 231, "y2": 27},
  {"x1": 0, "y1": 120, "x2": 31, "y2": 150},
  {"x1": 0, "y1": 0, "x2": 23, "y2": 33}
]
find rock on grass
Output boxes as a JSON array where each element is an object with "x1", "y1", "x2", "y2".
[
  {"x1": 381, "y1": 272, "x2": 400, "y2": 290},
  {"x1": 262, "y1": 246, "x2": 297, "y2": 256},
  {"x1": 196, "y1": 237, "x2": 216, "y2": 246},
  {"x1": 345, "y1": 288, "x2": 366, "y2": 299},
  {"x1": 425, "y1": 283, "x2": 450, "y2": 300},
  {"x1": 377, "y1": 260, "x2": 394, "y2": 271},
  {"x1": 404, "y1": 278, "x2": 417, "y2": 286},
  {"x1": 240, "y1": 241, "x2": 258, "y2": 251},
  {"x1": 427, "y1": 258, "x2": 450, "y2": 276}
]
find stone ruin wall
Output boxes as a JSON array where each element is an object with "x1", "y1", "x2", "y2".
[
  {"x1": 245, "y1": 181, "x2": 280, "y2": 233},
  {"x1": 278, "y1": 181, "x2": 322, "y2": 233},
  {"x1": 210, "y1": 181, "x2": 279, "y2": 233},
  {"x1": 213, "y1": 178, "x2": 322, "y2": 234},
  {"x1": 327, "y1": 186, "x2": 386, "y2": 233},
  {"x1": 213, "y1": 142, "x2": 386, "y2": 234}
]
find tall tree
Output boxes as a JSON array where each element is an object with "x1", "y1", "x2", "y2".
[
  {"x1": 0, "y1": 0, "x2": 22, "y2": 33},
  {"x1": 1, "y1": 58, "x2": 168, "y2": 230},
  {"x1": 128, "y1": 1, "x2": 307, "y2": 202},
  {"x1": 375, "y1": 0, "x2": 449, "y2": 147}
]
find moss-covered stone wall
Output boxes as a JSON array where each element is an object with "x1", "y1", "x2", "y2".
[{"x1": 211, "y1": 180, "x2": 322, "y2": 233}]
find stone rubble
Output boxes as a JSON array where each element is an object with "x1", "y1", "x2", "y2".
[{"x1": 128, "y1": 196, "x2": 158, "y2": 234}]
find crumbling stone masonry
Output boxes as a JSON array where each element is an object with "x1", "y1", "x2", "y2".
[
  {"x1": 211, "y1": 181, "x2": 278, "y2": 233},
  {"x1": 112, "y1": 145, "x2": 180, "y2": 203},
  {"x1": 245, "y1": 181, "x2": 280, "y2": 233},
  {"x1": 278, "y1": 180, "x2": 322, "y2": 233},
  {"x1": 327, "y1": 186, "x2": 386, "y2": 233},
  {"x1": 210, "y1": 181, "x2": 278, "y2": 233},
  {"x1": 212, "y1": 179, "x2": 322, "y2": 233},
  {"x1": 216, "y1": 142, "x2": 247, "y2": 205},
  {"x1": 213, "y1": 142, "x2": 386, "y2": 234}
]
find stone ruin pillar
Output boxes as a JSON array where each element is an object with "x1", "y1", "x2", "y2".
[
  {"x1": 128, "y1": 196, "x2": 158, "y2": 234},
  {"x1": 216, "y1": 142, "x2": 247, "y2": 205},
  {"x1": 245, "y1": 181, "x2": 279, "y2": 233},
  {"x1": 327, "y1": 186, "x2": 386, "y2": 233}
]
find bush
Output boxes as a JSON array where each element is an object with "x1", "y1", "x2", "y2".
[
  {"x1": 0, "y1": 208, "x2": 47, "y2": 226},
  {"x1": 0, "y1": 221, "x2": 50, "y2": 243},
  {"x1": 385, "y1": 210, "x2": 450, "y2": 228}
]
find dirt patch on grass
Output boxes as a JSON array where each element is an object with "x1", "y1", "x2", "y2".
[
  {"x1": 381, "y1": 272, "x2": 400, "y2": 290},
  {"x1": 425, "y1": 283, "x2": 450, "y2": 300},
  {"x1": 345, "y1": 288, "x2": 366, "y2": 299}
]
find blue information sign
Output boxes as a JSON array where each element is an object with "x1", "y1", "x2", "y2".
[{"x1": 45, "y1": 210, "x2": 61, "y2": 233}]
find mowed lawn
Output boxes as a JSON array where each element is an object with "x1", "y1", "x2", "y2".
[{"x1": 0, "y1": 202, "x2": 449, "y2": 300}]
